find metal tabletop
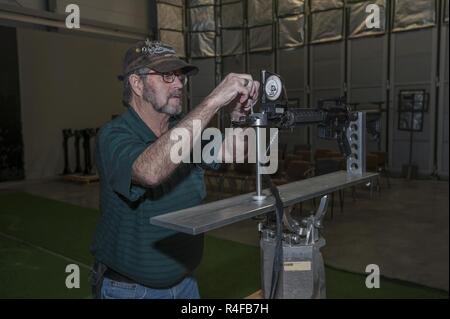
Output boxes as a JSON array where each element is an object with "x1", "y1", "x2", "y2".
[{"x1": 150, "y1": 171, "x2": 378, "y2": 235}]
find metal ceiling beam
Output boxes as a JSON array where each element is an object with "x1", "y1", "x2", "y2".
[{"x1": 0, "y1": 3, "x2": 149, "y2": 41}]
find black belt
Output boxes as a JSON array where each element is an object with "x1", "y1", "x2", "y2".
[
  {"x1": 104, "y1": 267, "x2": 136, "y2": 284},
  {"x1": 103, "y1": 266, "x2": 188, "y2": 289}
]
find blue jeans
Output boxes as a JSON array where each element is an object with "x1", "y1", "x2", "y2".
[{"x1": 100, "y1": 276, "x2": 201, "y2": 299}]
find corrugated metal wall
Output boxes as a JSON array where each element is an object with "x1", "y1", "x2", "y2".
[
  {"x1": 55, "y1": 0, "x2": 150, "y2": 30},
  {"x1": 389, "y1": 28, "x2": 438, "y2": 176},
  {"x1": 347, "y1": 35, "x2": 388, "y2": 152},
  {"x1": 178, "y1": 0, "x2": 448, "y2": 178},
  {"x1": 0, "y1": 0, "x2": 47, "y2": 11},
  {"x1": 437, "y1": 0, "x2": 449, "y2": 178}
]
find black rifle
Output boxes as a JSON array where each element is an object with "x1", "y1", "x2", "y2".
[{"x1": 233, "y1": 71, "x2": 357, "y2": 158}]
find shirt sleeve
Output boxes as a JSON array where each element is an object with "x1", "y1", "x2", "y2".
[{"x1": 96, "y1": 125, "x2": 148, "y2": 202}]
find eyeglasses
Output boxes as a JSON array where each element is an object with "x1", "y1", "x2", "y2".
[{"x1": 140, "y1": 71, "x2": 187, "y2": 85}]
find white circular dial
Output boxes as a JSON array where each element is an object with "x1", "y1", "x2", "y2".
[{"x1": 264, "y1": 75, "x2": 282, "y2": 101}]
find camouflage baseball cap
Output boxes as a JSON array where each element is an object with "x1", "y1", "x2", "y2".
[{"x1": 118, "y1": 39, "x2": 198, "y2": 80}]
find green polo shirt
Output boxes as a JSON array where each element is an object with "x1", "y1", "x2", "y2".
[{"x1": 91, "y1": 106, "x2": 208, "y2": 288}]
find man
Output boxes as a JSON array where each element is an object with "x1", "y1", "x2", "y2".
[{"x1": 90, "y1": 40, "x2": 260, "y2": 299}]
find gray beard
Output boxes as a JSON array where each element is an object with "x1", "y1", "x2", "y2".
[{"x1": 143, "y1": 84, "x2": 181, "y2": 116}]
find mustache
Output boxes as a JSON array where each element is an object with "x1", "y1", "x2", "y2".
[{"x1": 169, "y1": 90, "x2": 183, "y2": 98}]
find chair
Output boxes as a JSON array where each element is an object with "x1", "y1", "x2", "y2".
[
  {"x1": 285, "y1": 160, "x2": 314, "y2": 215},
  {"x1": 273, "y1": 159, "x2": 286, "y2": 178},
  {"x1": 314, "y1": 157, "x2": 346, "y2": 219},
  {"x1": 278, "y1": 143, "x2": 288, "y2": 161},
  {"x1": 232, "y1": 163, "x2": 256, "y2": 193},
  {"x1": 325, "y1": 151, "x2": 342, "y2": 158},
  {"x1": 204, "y1": 170, "x2": 225, "y2": 195},
  {"x1": 369, "y1": 151, "x2": 391, "y2": 188},
  {"x1": 285, "y1": 160, "x2": 314, "y2": 182},
  {"x1": 314, "y1": 149, "x2": 333, "y2": 161},
  {"x1": 233, "y1": 163, "x2": 254, "y2": 176},
  {"x1": 314, "y1": 157, "x2": 345, "y2": 176},
  {"x1": 293, "y1": 150, "x2": 312, "y2": 162},
  {"x1": 294, "y1": 144, "x2": 311, "y2": 153},
  {"x1": 285, "y1": 154, "x2": 307, "y2": 170},
  {"x1": 366, "y1": 154, "x2": 381, "y2": 195}
]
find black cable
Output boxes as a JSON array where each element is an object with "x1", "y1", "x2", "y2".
[{"x1": 264, "y1": 175, "x2": 284, "y2": 299}]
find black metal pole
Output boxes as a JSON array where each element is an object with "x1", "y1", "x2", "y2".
[
  {"x1": 74, "y1": 130, "x2": 82, "y2": 174},
  {"x1": 62, "y1": 129, "x2": 73, "y2": 175},
  {"x1": 82, "y1": 129, "x2": 96, "y2": 175}
]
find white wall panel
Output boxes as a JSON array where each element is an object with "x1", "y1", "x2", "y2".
[{"x1": 17, "y1": 28, "x2": 132, "y2": 179}]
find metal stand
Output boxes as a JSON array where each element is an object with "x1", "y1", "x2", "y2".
[
  {"x1": 151, "y1": 66, "x2": 375, "y2": 299},
  {"x1": 404, "y1": 129, "x2": 417, "y2": 180},
  {"x1": 253, "y1": 126, "x2": 267, "y2": 201},
  {"x1": 82, "y1": 128, "x2": 96, "y2": 175},
  {"x1": 260, "y1": 195, "x2": 329, "y2": 299},
  {"x1": 62, "y1": 129, "x2": 74, "y2": 175},
  {"x1": 74, "y1": 130, "x2": 83, "y2": 174},
  {"x1": 151, "y1": 113, "x2": 375, "y2": 299},
  {"x1": 347, "y1": 112, "x2": 366, "y2": 176},
  {"x1": 260, "y1": 112, "x2": 367, "y2": 299}
]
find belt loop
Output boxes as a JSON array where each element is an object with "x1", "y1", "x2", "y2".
[{"x1": 89, "y1": 260, "x2": 107, "y2": 299}]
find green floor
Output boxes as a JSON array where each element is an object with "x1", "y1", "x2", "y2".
[{"x1": 0, "y1": 192, "x2": 448, "y2": 299}]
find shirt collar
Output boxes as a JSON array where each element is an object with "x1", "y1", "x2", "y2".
[{"x1": 122, "y1": 102, "x2": 181, "y2": 143}]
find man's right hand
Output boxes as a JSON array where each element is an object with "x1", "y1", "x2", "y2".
[{"x1": 206, "y1": 73, "x2": 259, "y2": 111}]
